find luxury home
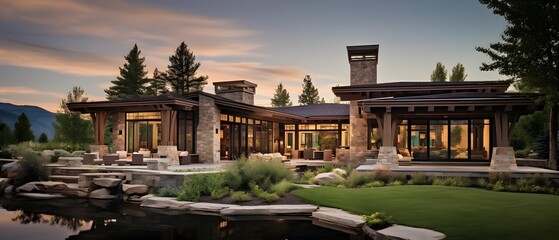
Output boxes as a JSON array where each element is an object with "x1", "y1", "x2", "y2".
[{"x1": 68, "y1": 45, "x2": 541, "y2": 165}]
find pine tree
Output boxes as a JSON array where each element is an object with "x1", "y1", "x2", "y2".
[
  {"x1": 0, "y1": 121, "x2": 15, "y2": 146},
  {"x1": 430, "y1": 62, "x2": 447, "y2": 82},
  {"x1": 38, "y1": 132, "x2": 48, "y2": 143},
  {"x1": 14, "y1": 113, "x2": 34, "y2": 143},
  {"x1": 147, "y1": 68, "x2": 168, "y2": 96},
  {"x1": 271, "y1": 83, "x2": 292, "y2": 107},
  {"x1": 298, "y1": 75, "x2": 321, "y2": 105},
  {"x1": 60, "y1": 86, "x2": 88, "y2": 113},
  {"x1": 163, "y1": 41, "x2": 208, "y2": 94},
  {"x1": 105, "y1": 43, "x2": 150, "y2": 100},
  {"x1": 449, "y1": 63, "x2": 467, "y2": 82}
]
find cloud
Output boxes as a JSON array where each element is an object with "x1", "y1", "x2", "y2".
[
  {"x1": 0, "y1": 86, "x2": 66, "y2": 112},
  {"x1": 0, "y1": 40, "x2": 120, "y2": 76},
  {"x1": 0, "y1": 0, "x2": 258, "y2": 57}
]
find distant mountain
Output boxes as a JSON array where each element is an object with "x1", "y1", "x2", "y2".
[{"x1": 0, "y1": 102, "x2": 56, "y2": 140}]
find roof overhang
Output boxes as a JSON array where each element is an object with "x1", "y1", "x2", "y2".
[{"x1": 67, "y1": 96, "x2": 198, "y2": 113}]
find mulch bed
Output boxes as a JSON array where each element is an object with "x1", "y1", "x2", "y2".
[{"x1": 199, "y1": 192, "x2": 306, "y2": 206}]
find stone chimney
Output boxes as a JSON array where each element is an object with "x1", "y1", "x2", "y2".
[
  {"x1": 347, "y1": 45, "x2": 378, "y2": 85},
  {"x1": 213, "y1": 80, "x2": 257, "y2": 105}
]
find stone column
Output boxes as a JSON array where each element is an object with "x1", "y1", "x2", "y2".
[
  {"x1": 111, "y1": 112, "x2": 125, "y2": 152},
  {"x1": 196, "y1": 95, "x2": 220, "y2": 163},
  {"x1": 490, "y1": 147, "x2": 518, "y2": 170},
  {"x1": 373, "y1": 146, "x2": 399, "y2": 170},
  {"x1": 349, "y1": 101, "x2": 368, "y2": 162}
]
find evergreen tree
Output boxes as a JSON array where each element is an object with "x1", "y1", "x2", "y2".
[
  {"x1": 147, "y1": 68, "x2": 168, "y2": 96},
  {"x1": 270, "y1": 83, "x2": 292, "y2": 107},
  {"x1": 105, "y1": 43, "x2": 150, "y2": 100},
  {"x1": 430, "y1": 62, "x2": 447, "y2": 82},
  {"x1": 0, "y1": 121, "x2": 15, "y2": 146},
  {"x1": 38, "y1": 132, "x2": 48, "y2": 143},
  {"x1": 163, "y1": 41, "x2": 208, "y2": 94},
  {"x1": 449, "y1": 63, "x2": 467, "y2": 82},
  {"x1": 53, "y1": 86, "x2": 94, "y2": 144},
  {"x1": 476, "y1": 0, "x2": 559, "y2": 169},
  {"x1": 14, "y1": 113, "x2": 34, "y2": 143},
  {"x1": 298, "y1": 75, "x2": 321, "y2": 105}
]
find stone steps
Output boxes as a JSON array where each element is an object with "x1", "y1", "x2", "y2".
[{"x1": 49, "y1": 175, "x2": 79, "y2": 184}]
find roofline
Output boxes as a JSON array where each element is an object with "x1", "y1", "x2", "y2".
[{"x1": 333, "y1": 80, "x2": 513, "y2": 93}]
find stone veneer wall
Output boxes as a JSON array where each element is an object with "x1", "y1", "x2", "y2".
[
  {"x1": 349, "y1": 101, "x2": 368, "y2": 162},
  {"x1": 350, "y1": 60, "x2": 377, "y2": 85},
  {"x1": 112, "y1": 112, "x2": 125, "y2": 152},
  {"x1": 196, "y1": 95, "x2": 220, "y2": 163},
  {"x1": 217, "y1": 91, "x2": 254, "y2": 105}
]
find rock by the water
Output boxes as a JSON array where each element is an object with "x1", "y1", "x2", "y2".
[
  {"x1": 268, "y1": 204, "x2": 318, "y2": 215},
  {"x1": 0, "y1": 178, "x2": 10, "y2": 193},
  {"x1": 89, "y1": 188, "x2": 115, "y2": 199},
  {"x1": 332, "y1": 168, "x2": 347, "y2": 177},
  {"x1": 189, "y1": 203, "x2": 239, "y2": 213},
  {"x1": 140, "y1": 197, "x2": 193, "y2": 210},
  {"x1": 18, "y1": 192, "x2": 65, "y2": 199},
  {"x1": 122, "y1": 184, "x2": 149, "y2": 195},
  {"x1": 4, "y1": 185, "x2": 13, "y2": 194},
  {"x1": 1, "y1": 161, "x2": 22, "y2": 179},
  {"x1": 140, "y1": 194, "x2": 155, "y2": 200},
  {"x1": 377, "y1": 225, "x2": 446, "y2": 240},
  {"x1": 17, "y1": 181, "x2": 70, "y2": 193},
  {"x1": 220, "y1": 206, "x2": 271, "y2": 215},
  {"x1": 313, "y1": 172, "x2": 345, "y2": 185},
  {"x1": 93, "y1": 178, "x2": 122, "y2": 188},
  {"x1": 312, "y1": 207, "x2": 365, "y2": 228}
]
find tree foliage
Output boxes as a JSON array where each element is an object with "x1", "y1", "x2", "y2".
[
  {"x1": 476, "y1": 0, "x2": 559, "y2": 169},
  {"x1": 14, "y1": 113, "x2": 34, "y2": 143},
  {"x1": 0, "y1": 121, "x2": 15, "y2": 146},
  {"x1": 53, "y1": 87, "x2": 94, "y2": 144},
  {"x1": 147, "y1": 68, "x2": 168, "y2": 96},
  {"x1": 271, "y1": 83, "x2": 292, "y2": 107},
  {"x1": 163, "y1": 41, "x2": 208, "y2": 94},
  {"x1": 449, "y1": 63, "x2": 467, "y2": 82},
  {"x1": 430, "y1": 62, "x2": 447, "y2": 82},
  {"x1": 298, "y1": 75, "x2": 321, "y2": 105},
  {"x1": 38, "y1": 132, "x2": 48, "y2": 143},
  {"x1": 105, "y1": 43, "x2": 150, "y2": 100}
]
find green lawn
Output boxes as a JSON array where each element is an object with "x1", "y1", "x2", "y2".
[{"x1": 292, "y1": 185, "x2": 559, "y2": 240}]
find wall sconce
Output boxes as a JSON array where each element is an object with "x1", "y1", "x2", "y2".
[
  {"x1": 215, "y1": 128, "x2": 219, "y2": 134},
  {"x1": 118, "y1": 130, "x2": 123, "y2": 135}
]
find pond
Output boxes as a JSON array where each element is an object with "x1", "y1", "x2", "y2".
[{"x1": 0, "y1": 196, "x2": 369, "y2": 240}]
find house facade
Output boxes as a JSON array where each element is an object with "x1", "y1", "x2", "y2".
[{"x1": 68, "y1": 44, "x2": 541, "y2": 165}]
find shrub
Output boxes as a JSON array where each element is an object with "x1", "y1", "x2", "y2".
[
  {"x1": 514, "y1": 149, "x2": 530, "y2": 158},
  {"x1": 71, "y1": 150, "x2": 86, "y2": 156},
  {"x1": 317, "y1": 164, "x2": 334, "y2": 174},
  {"x1": 224, "y1": 156, "x2": 291, "y2": 191},
  {"x1": 230, "y1": 191, "x2": 251, "y2": 202},
  {"x1": 391, "y1": 173, "x2": 407, "y2": 183},
  {"x1": 489, "y1": 172, "x2": 512, "y2": 184},
  {"x1": 492, "y1": 180, "x2": 506, "y2": 192},
  {"x1": 157, "y1": 186, "x2": 181, "y2": 197},
  {"x1": 345, "y1": 172, "x2": 374, "y2": 188},
  {"x1": 530, "y1": 173, "x2": 549, "y2": 187},
  {"x1": 408, "y1": 172, "x2": 429, "y2": 185},
  {"x1": 365, "y1": 181, "x2": 384, "y2": 188},
  {"x1": 363, "y1": 212, "x2": 395, "y2": 230},
  {"x1": 14, "y1": 150, "x2": 48, "y2": 186},
  {"x1": 223, "y1": 170, "x2": 243, "y2": 190},
  {"x1": 211, "y1": 187, "x2": 230, "y2": 200},
  {"x1": 177, "y1": 173, "x2": 225, "y2": 201},
  {"x1": 389, "y1": 180, "x2": 403, "y2": 186},
  {"x1": 476, "y1": 178, "x2": 490, "y2": 189},
  {"x1": 177, "y1": 186, "x2": 201, "y2": 202},
  {"x1": 432, "y1": 177, "x2": 471, "y2": 187},
  {"x1": 271, "y1": 179, "x2": 292, "y2": 196},
  {"x1": 530, "y1": 185, "x2": 551, "y2": 194},
  {"x1": 372, "y1": 169, "x2": 392, "y2": 183}
]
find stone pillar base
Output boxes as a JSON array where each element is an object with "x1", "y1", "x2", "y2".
[
  {"x1": 373, "y1": 146, "x2": 399, "y2": 170},
  {"x1": 157, "y1": 145, "x2": 179, "y2": 165},
  {"x1": 490, "y1": 147, "x2": 518, "y2": 170},
  {"x1": 90, "y1": 145, "x2": 109, "y2": 157}
]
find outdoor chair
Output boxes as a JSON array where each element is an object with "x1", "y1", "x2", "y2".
[
  {"x1": 102, "y1": 154, "x2": 119, "y2": 165},
  {"x1": 116, "y1": 151, "x2": 128, "y2": 159},
  {"x1": 303, "y1": 149, "x2": 314, "y2": 160},
  {"x1": 83, "y1": 152, "x2": 99, "y2": 165},
  {"x1": 131, "y1": 152, "x2": 146, "y2": 165},
  {"x1": 179, "y1": 151, "x2": 191, "y2": 165}
]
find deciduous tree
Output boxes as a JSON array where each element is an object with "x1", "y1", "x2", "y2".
[
  {"x1": 449, "y1": 63, "x2": 467, "y2": 82},
  {"x1": 430, "y1": 62, "x2": 447, "y2": 82},
  {"x1": 476, "y1": 0, "x2": 559, "y2": 169},
  {"x1": 53, "y1": 87, "x2": 94, "y2": 144}
]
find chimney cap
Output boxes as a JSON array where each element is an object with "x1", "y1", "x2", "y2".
[
  {"x1": 347, "y1": 45, "x2": 379, "y2": 62},
  {"x1": 213, "y1": 80, "x2": 257, "y2": 88}
]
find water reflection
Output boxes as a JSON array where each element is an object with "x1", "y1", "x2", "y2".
[{"x1": 0, "y1": 197, "x2": 368, "y2": 240}]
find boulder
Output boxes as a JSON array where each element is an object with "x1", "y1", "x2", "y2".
[
  {"x1": 0, "y1": 178, "x2": 10, "y2": 193},
  {"x1": 41, "y1": 150, "x2": 55, "y2": 159},
  {"x1": 268, "y1": 204, "x2": 318, "y2": 215},
  {"x1": 1, "y1": 161, "x2": 22, "y2": 179},
  {"x1": 377, "y1": 225, "x2": 446, "y2": 240},
  {"x1": 93, "y1": 178, "x2": 122, "y2": 188},
  {"x1": 312, "y1": 207, "x2": 365, "y2": 228},
  {"x1": 122, "y1": 184, "x2": 149, "y2": 195},
  {"x1": 140, "y1": 197, "x2": 193, "y2": 210},
  {"x1": 17, "y1": 181, "x2": 69, "y2": 192},
  {"x1": 128, "y1": 195, "x2": 142, "y2": 202},
  {"x1": 89, "y1": 188, "x2": 115, "y2": 199},
  {"x1": 140, "y1": 194, "x2": 155, "y2": 201},
  {"x1": 4, "y1": 185, "x2": 13, "y2": 194},
  {"x1": 313, "y1": 172, "x2": 344, "y2": 185},
  {"x1": 332, "y1": 168, "x2": 347, "y2": 177},
  {"x1": 220, "y1": 206, "x2": 271, "y2": 215},
  {"x1": 189, "y1": 203, "x2": 239, "y2": 213}
]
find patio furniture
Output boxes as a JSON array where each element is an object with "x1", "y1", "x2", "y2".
[
  {"x1": 179, "y1": 151, "x2": 190, "y2": 165},
  {"x1": 323, "y1": 149, "x2": 333, "y2": 161},
  {"x1": 397, "y1": 149, "x2": 413, "y2": 166},
  {"x1": 102, "y1": 154, "x2": 119, "y2": 165},
  {"x1": 291, "y1": 149, "x2": 304, "y2": 159},
  {"x1": 313, "y1": 151, "x2": 324, "y2": 160},
  {"x1": 58, "y1": 157, "x2": 83, "y2": 167},
  {"x1": 131, "y1": 152, "x2": 146, "y2": 165},
  {"x1": 145, "y1": 158, "x2": 169, "y2": 170},
  {"x1": 83, "y1": 152, "x2": 98, "y2": 165},
  {"x1": 115, "y1": 159, "x2": 132, "y2": 166},
  {"x1": 138, "y1": 150, "x2": 152, "y2": 158},
  {"x1": 303, "y1": 149, "x2": 314, "y2": 160},
  {"x1": 116, "y1": 151, "x2": 128, "y2": 159}
]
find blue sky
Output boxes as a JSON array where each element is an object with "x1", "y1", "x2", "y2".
[{"x1": 0, "y1": 0, "x2": 507, "y2": 112}]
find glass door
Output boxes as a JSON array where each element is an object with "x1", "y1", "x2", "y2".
[{"x1": 410, "y1": 121, "x2": 428, "y2": 160}]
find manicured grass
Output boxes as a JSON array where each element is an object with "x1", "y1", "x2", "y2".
[{"x1": 293, "y1": 185, "x2": 559, "y2": 240}]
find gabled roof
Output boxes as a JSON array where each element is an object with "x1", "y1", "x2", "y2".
[{"x1": 273, "y1": 103, "x2": 349, "y2": 120}]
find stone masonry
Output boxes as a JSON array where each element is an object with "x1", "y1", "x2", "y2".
[
  {"x1": 350, "y1": 60, "x2": 377, "y2": 85},
  {"x1": 196, "y1": 94, "x2": 220, "y2": 163},
  {"x1": 349, "y1": 101, "x2": 368, "y2": 162},
  {"x1": 112, "y1": 112, "x2": 125, "y2": 152}
]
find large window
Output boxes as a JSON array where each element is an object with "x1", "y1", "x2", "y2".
[
  {"x1": 177, "y1": 111, "x2": 196, "y2": 153},
  {"x1": 284, "y1": 123, "x2": 349, "y2": 151},
  {"x1": 126, "y1": 112, "x2": 161, "y2": 153},
  {"x1": 399, "y1": 119, "x2": 491, "y2": 161},
  {"x1": 220, "y1": 114, "x2": 275, "y2": 159}
]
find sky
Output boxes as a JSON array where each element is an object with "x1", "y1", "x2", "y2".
[{"x1": 0, "y1": 0, "x2": 508, "y2": 112}]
